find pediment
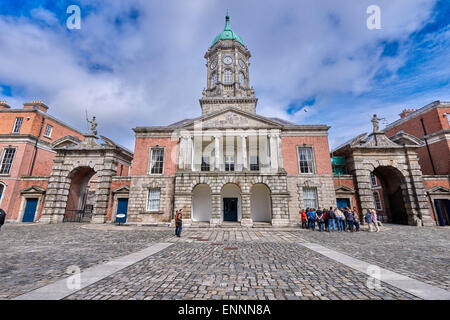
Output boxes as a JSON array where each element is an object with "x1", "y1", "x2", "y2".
[
  {"x1": 389, "y1": 132, "x2": 424, "y2": 147},
  {"x1": 427, "y1": 186, "x2": 450, "y2": 194},
  {"x1": 112, "y1": 185, "x2": 130, "y2": 194},
  {"x1": 181, "y1": 108, "x2": 282, "y2": 129},
  {"x1": 335, "y1": 185, "x2": 355, "y2": 194},
  {"x1": 21, "y1": 186, "x2": 46, "y2": 194},
  {"x1": 52, "y1": 135, "x2": 82, "y2": 149}
]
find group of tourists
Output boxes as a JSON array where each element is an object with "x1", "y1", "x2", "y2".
[{"x1": 300, "y1": 207, "x2": 381, "y2": 232}]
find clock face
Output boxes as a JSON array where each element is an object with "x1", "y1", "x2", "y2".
[
  {"x1": 210, "y1": 60, "x2": 217, "y2": 70},
  {"x1": 239, "y1": 59, "x2": 245, "y2": 69},
  {"x1": 222, "y1": 55, "x2": 233, "y2": 65}
]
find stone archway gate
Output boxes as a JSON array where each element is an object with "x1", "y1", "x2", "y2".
[
  {"x1": 333, "y1": 131, "x2": 434, "y2": 226},
  {"x1": 40, "y1": 134, "x2": 133, "y2": 224}
]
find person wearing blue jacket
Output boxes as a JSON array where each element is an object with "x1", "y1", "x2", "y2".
[
  {"x1": 307, "y1": 208, "x2": 316, "y2": 231},
  {"x1": 364, "y1": 210, "x2": 373, "y2": 232}
]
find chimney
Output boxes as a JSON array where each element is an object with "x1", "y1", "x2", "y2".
[
  {"x1": 23, "y1": 100, "x2": 49, "y2": 113},
  {"x1": 0, "y1": 101, "x2": 11, "y2": 110},
  {"x1": 399, "y1": 108, "x2": 416, "y2": 118}
]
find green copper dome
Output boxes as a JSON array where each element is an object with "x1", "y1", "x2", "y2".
[{"x1": 211, "y1": 15, "x2": 245, "y2": 47}]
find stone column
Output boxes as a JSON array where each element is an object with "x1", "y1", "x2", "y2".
[
  {"x1": 271, "y1": 193, "x2": 290, "y2": 227},
  {"x1": 210, "y1": 193, "x2": 221, "y2": 226},
  {"x1": 240, "y1": 193, "x2": 252, "y2": 227},
  {"x1": 214, "y1": 134, "x2": 221, "y2": 171},
  {"x1": 269, "y1": 133, "x2": 278, "y2": 171},
  {"x1": 241, "y1": 135, "x2": 247, "y2": 170},
  {"x1": 277, "y1": 134, "x2": 283, "y2": 169},
  {"x1": 178, "y1": 136, "x2": 185, "y2": 170},
  {"x1": 353, "y1": 167, "x2": 373, "y2": 225},
  {"x1": 91, "y1": 158, "x2": 116, "y2": 224}
]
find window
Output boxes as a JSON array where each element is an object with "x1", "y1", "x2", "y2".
[
  {"x1": 250, "y1": 155, "x2": 259, "y2": 171},
  {"x1": 201, "y1": 157, "x2": 210, "y2": 171},
  {"x1": 12, "y1": 117, "x2": 23, "y2": 133},
  {"x1": 370, "y1": 173, "x2": 377, "y2": 187},
  {"x1": 239, "y1": 72, "x2": 245, "y2": 87},
  {"x1": 44, "y1": 124, "x2": 53, "y2": 138},
  {"x1": 225, "y1": 155, "x2": 234, "y2": 171},
  {"x1": 373, "y1": 191, "x2": 382, "y2": 210},
  {"x1": 147, "y1": 188, "x2": 161, "y2": 211},
  {"x1": 298, "y1": 147, "x2": 315, "y2": 173},
  {"x1": 150, "y1": 148, "x2": 164, "y2": 174},
  {"x1": 303, "y1": 187, "x2": 318, "y2": 209},
  {"x1": 212, "y1": 73, "x2": 217, "y2": 87},
  {"x1": 0, "y1": 148, "x2": 16, "y2": 175},
  {"x1": 223, "y1": 69, "x2": 233, "y2": 84}
]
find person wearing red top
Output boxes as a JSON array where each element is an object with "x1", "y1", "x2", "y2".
[{"x1": 300, "y1": 209, "x2": 307, "y2": 229}]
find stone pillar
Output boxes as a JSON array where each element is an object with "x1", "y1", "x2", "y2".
[
  {"x1": 214, "y1": 134, "x2": 221, "y2": 171},
  {"x1": 210, "y1": 193, "x2": 221, "y2": 226},
  {"x1": 241, "y1": 135, "x2": 247, "y2": 170},
  {"x1": 353, "y1": 168, "x2": 373, "y2": 224},
  {"x1": 277, "y1": 134, "x2": 284, "y2": 169},
  {"x1": 91, "y1": 159, "x2": 115, "y2": 224},
  {"x1": 240, "y1": 193, "x2": 252, "y2": 227},
  {"x1": 271, "y1": 193, "x2": 290, "y2": 227},
  {"x1": 269, "y1": 133, "x2": 278, "y2": 171},
  {"x1": 184, "y1": 135, "x2": 192, "y2": 171},
  {"x1": 178, "y1": 136, "x2": 185, "y2": 170}
]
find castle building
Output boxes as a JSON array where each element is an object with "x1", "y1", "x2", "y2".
[
  {"x1": 126, "y1": 15, "x2": 336, "y2": 227},
  {"x1": 1, "y1": 16, "x2": 448, "y2": 227}
]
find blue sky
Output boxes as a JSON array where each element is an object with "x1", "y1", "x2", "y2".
[{"x1": 0, "y1": 0, "x2": 449, "y2": 150}]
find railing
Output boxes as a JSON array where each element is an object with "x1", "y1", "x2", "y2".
[{"x1": 63, "y1": 209, "x2": 92, "y2": 223}]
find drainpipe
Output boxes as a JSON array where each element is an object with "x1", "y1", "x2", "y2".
[
  {"x1": 420, "y1": 118, "x2": 437, "y2": 175},
  {"x1": 29, "y1": 116, "x2": 45, "y2": 176}
]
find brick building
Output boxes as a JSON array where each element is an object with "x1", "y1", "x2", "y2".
[{"x1": 0, "y1": 100, "x2": 85, "y2": 222}]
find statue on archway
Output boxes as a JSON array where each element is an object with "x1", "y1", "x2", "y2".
[
  {"x1": 87, "y1": 116, "x2": 98, "y2": 136},
  {"x1": 371, "y1": 114, "x2": 385, "y2": 133}
]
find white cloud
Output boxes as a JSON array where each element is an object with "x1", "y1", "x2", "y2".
[{"x1": 0, "y1": 0, "x2": 446, "y2": 151}]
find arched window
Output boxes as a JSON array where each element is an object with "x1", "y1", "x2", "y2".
[
  {"x1": 211, "y1": 73, "x2": 217, "y2": 87},
  {"x1": 239, "y1": 72, "x2": 245, "y2": 87},
  {"x1": 223, "y1": 69, "x2": 233, "y2": 84}
]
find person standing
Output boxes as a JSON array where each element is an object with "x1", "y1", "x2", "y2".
[
  {"x1": 327, "y1": 207, "x2": 336, "y2": 232},
  {"x1": 353, "y1": 209, "x2": 360, "y2": 232},
  {"x1": 346, "y1": 207, "x2": 354, "y2": 232},
  {"x1": 317, "y1": 209, "x2": 324, "y2": 232},
  {"x1": 365, "y1": 210, "x2": 373, "y2": 232},
  {"x1": 322, "y1": 208, "x2": 328, "y2": 231},
  {"x1": 371, "y1": 209, "x2": 380, "y2": 232},
  {"x1": 175, "y1": 209, "x2": 183, "y2": 237},
  {"x1": 300, "y1": 208, "x2": 307, "y2": 229},
  {"x1": 0, "y1": 208, "x2": 6, "y2": 232},
  {"x1": 307, "y1": 208, "x2": 316, "y2": 231},
  {"x1": 335, "y1": 208, "x2": 344, "y2": 232}
]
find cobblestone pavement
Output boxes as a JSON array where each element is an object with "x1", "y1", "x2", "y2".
[
  {"x1": 65, "y1": 240, "x2": 418, "y2": 300},
  {"x1": 3, "y1": 223, "x2": 449, "y2": 300},
  {"x1": 0, "y1": 223, "x2": 172, "y2": 299},
  {"x1": 295, "y1": 224, "x2": 450, "y2": 291}
]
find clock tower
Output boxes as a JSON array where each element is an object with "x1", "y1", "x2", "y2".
[{"x1": 200, "y1": 15, "x2": 258, "y2": 115}]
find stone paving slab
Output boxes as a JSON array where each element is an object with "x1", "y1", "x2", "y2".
[
  {"x1": 65, "y1": 241, "x2": 419, "y2": 300},
  {"x1": 0, "y1": 223, "x2": 173, "y2": 299}
]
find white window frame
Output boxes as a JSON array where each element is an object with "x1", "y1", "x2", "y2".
[
  {"x1": 303, "y1": 187, "x2": 318, "y2": 209},
  {"x1": 0, "y1": 182, "x2": 5, "y2": 206},
  {"x1": 146, "y1": 188, "x2": 161, "y2": 212},
  {"x1": 12, "y1": 117, "x2": 23, "y2": 133},
  {"x1": 224, "y1": 155, "x2": 235, "y2": 171},
  {"x1": 297, "y1": 146, "x2": 316, "y2": 174},
  {"x1": 223, "y1": 69, "x2": 233, "y2": 84},
  {"x1": 0, "y1": 147, "x2": 17, "y2": 175},
  {"x1": 373, "y1": 191, "x2": 382, "y2": 210},
  {"x1": 44, "y1": 124, "x2": 53, "y2": 138},
  {"x1": 370, "y1": 173, "x2": 378, "y2": 187},
  {"x1": 149, "y1": 147, "x2": 165, "y2": 175}
]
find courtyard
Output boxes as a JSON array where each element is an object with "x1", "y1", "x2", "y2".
[{"x1": 0, "y1": 223, "x2": 449, "y2": 300}]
